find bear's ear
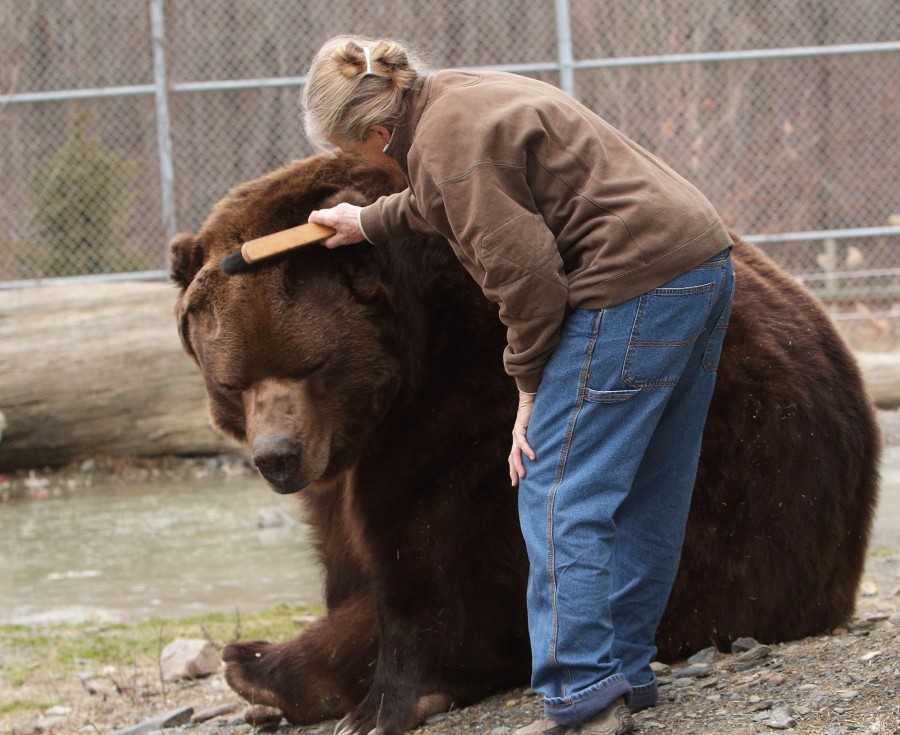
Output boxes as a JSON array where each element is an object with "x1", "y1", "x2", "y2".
[
  {"x1": 318, "y1": 187, "x2": 371, "y2": 209},
  {"x1": 169, "y1": 232, "x2": 206, "y2": 291}
]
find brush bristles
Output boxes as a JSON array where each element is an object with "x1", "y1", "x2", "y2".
[{"x1": 220, "y1": 250, "x2": 254, "y2": 275}]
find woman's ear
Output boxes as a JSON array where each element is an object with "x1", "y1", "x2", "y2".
[{"x1": 369, "y1": 124, "x2": 392, "y2": 148}]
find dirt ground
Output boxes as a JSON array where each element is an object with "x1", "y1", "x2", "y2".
[{"x1": 2, "y1": 412, "x2": 899, "y2": 735}]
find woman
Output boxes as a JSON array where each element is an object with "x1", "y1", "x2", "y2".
[{"x1": 304, "y1": 35, "x2": 735, "y2": 735}]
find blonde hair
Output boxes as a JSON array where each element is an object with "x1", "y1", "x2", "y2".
[{"x1": 302, "y1": 36, "x2": 427, "y2": 152}]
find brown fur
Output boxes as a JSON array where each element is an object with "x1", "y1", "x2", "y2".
[{"x1": 170, "y1": 154, "x2": 880, "y2": 735}]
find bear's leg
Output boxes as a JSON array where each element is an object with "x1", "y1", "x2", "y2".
[
  {"x1": 223, "y1": 593, "x2": 377, "y2": 725},
  {"x1": 334, "y1": 623, "x2": 456, "y2": 735}
]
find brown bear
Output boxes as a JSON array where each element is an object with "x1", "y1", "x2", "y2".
[{"x1": 170, "y1": 153, "x2": 880, "y2": 735}]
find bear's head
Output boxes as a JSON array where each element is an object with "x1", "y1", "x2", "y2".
[{"x1": 170, "y1": 154, "x2": 416, "y2": 494}]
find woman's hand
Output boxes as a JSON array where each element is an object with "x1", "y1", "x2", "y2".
[
  {"x1": 309, "y1": 203, "x2": 365, "y2": 248},
  {"x1": 509, "y1": 391, "x2": 537, "y2": 487}
]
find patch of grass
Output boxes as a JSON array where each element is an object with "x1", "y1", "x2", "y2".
[
  {"x1": 0, "y1": 700, "x2": 51, "y2": 716},
  {"x1": 0, "y1": 603, "x2": 324, "y2": 686}
]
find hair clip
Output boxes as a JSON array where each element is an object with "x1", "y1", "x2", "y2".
[{"x1": 363, "y1": 46, "x2": 374, "y2": 76}]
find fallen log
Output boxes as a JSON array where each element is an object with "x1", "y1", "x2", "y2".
[
  {"x1": 856, "y1": 351, "x2": 900, "y2": 410},
  {"x1": 0, "y1": 280, "x2": 241, "y2": 473},
  {"x1": 0, "y1": 280, "x2": 897, "y2": 473}
]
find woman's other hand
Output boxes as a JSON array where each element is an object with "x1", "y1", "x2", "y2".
[{"x1": 509, "y1": 391, "x2": 537, "y2": 487}]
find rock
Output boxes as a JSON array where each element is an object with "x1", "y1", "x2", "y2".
[
  {"x1": 43, "y1": 706, "x2": 72, "y2": 717},
  {"x1": 735, "y1": 644, "x2": 772, "y2": 663},
  {"x1": 109, "y1": 706, "x2": 194, "y2": 735},
  {"x1": 860, "y1": 581, "x2": 878, "y2": 596},
  {"x1": 731, "y1": 636, "x2": 762, "y2": 653},
  {"x1": 671, "y1": 662, "x2": 713, "y2": 678},
  {"x1": 687, "y1": 646, "x2": 720, "y2": 665},
  {"x1": 159, "y1": 638, "x2": 221, "y2": 681},
  {"x1": 860, "y1": 650, "x2": 883, "y2": 662},
  {"x1": 766, "y1": 704, "x2": 797, "y2": 729},
  {"x1": 257, "y1": 507, "x2": 298, "y2": 528},
  {"x1": 649, "y1": 661, "x2": 671, "y2": 677},
  {"x1": 836, "y1": 689, "x2": 859, "y2": 700}
]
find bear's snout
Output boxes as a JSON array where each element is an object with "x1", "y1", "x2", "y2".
[{"x1": 252, "y1": 435, "x2": 304, "y2": 494}]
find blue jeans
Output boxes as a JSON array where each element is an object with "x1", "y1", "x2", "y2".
[{"x1": 518, "y1": 249, "x2": 734, "y2": 725}]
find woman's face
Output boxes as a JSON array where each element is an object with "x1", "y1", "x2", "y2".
[{"x1": 330, "y1": 125, "x2": 399, "y2": 173}]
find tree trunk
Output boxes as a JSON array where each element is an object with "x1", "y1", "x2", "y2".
[
  {"x1": 0, "y1": 280, "x2": 241, "y2": 473},
  {"x1": 855, "y1": 352, "x2": 900, "y2": 411},
  {"x1": 0, "y1": 281, "x2": 897, "y2": 473}
]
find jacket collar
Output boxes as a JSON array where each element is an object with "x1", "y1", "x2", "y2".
[{"x1": 383, "y1": 75, "x2": 433, "y2": 176}]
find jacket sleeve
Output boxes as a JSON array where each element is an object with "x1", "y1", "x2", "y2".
[
  {"x1": 359, "y1": 188, "x2": 439, "y2": 243},
  {"x1": 430, "y1": 164, "x2": 569, "y2": 393}
]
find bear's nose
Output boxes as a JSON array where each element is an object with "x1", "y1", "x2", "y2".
[{"x1": 252, "y1": 435, "x2": 303, "y2": 494}]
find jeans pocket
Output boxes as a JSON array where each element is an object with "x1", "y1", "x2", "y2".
[
  {"x1": 584, "y1": 387, "x2": 642, "y2": 404},
  {"x1": 622, "y1": 282, "x2": 715, "y2": 388}
]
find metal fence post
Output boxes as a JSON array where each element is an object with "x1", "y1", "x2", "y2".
[
  {"x1": 554, "y1": 0, "x2": 576, "y2": 96},
  {"x1": 150, "y1": 0, "x2": 177, "y2": 261}
]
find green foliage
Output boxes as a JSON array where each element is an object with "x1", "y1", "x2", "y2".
[
  {"x1": 0, "y1": 604, "x2": 322, "y2": 681},
  {"x1": 0, "y1": 700, "x2": 52, "y2": 715},
  {"x1": 31, "y1": 109, "x2": 139, "y2": 276}
]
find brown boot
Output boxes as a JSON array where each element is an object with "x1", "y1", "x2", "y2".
[
  {"x1": 577, "y1": 698, "x2": 633, "y2": 735},
  {"x1": 513, "y1": 716, "x2": 571, "y2": 735}
]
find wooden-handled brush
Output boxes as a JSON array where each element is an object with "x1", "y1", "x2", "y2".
[{"x1": 220, "y1": 222, "x2": 336, "y2": 275}]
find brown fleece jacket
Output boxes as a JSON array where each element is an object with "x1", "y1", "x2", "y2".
[{"x1": 359, "y1": 70, "x2": 732, "y2": 393}]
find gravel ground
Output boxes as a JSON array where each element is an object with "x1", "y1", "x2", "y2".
[{"x1": 2, "y1": 411, "x2": 899, "y2": 735}]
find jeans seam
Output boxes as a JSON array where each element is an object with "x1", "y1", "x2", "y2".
[{"x1": 547, "y1": 309, "x2": 603, "y2": 699}]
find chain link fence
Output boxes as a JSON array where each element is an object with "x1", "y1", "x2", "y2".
[{"x1": 2, "y1": 0, "x2": 898, "y2": 347}]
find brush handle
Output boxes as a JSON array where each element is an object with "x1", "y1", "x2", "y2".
[{"x1": 240, "y1": 223, "x2": 336, "y2": 263}]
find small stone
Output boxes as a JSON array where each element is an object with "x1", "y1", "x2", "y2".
[
  {"x1": 735, "y1": 644, "x2": 772, "y2": 663},
  {"x1": 159, "y1": 638, "x2": 221, "y2": 681},
  {"x1": 257, "y1": 507, "x2": 298, "y2": 528},
  {"x1": 671, "y1": 663, "x2": 713, "y2": 678},
  {"x1": 749, "y1": 699, "x2": 774, "y2": 713},
  {"x1": 687, "y1": 646, "x2": 720, "y2": 665},
  {"x1": 505, "y1": 699, "x2": 518, "y2": 707},
  {"x1": 731, "y1": 636, "x2": 761, "y2": 653},
  {"x1": 836, "y1": 689, "x2": 859, "y2": 700},
  {"x1": 490, "y1": 728, "x2": 511, "y2": 735},
  {"x1": 766, "y1": 705, "x2": 797, "y2": 729},
  {"x1": 425, "y1": 713, "x2": 448, "y2": 724},
  {"x1": 649, "y1": 661, "x2": 671, "y2": 677},
  {"x1": 44, "y1": 706, "x2": 72, "y2": 717},
  {"x1": 859, "y1": 581, "x2": 878, "y2": 596},
  {"x1": 860, "y1": 650, "x2": 883, "y2": 663}
]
